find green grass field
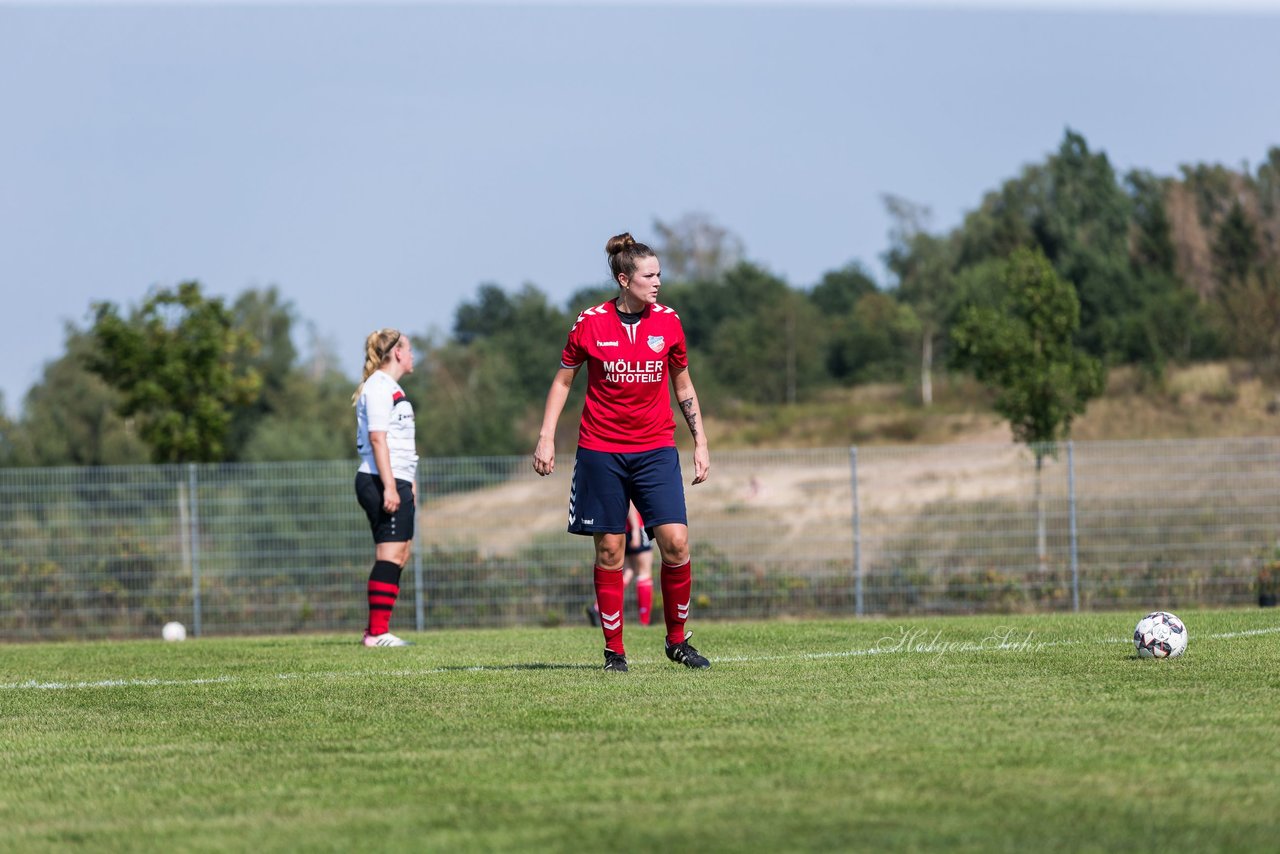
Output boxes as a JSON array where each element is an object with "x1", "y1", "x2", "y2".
[{"x1": 4, "y1": 609, "x2": 1279, "y2": 852}]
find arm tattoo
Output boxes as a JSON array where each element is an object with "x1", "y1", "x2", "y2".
[{"x1": 679, "y1": 396, "x2": 699, "y2": 439}]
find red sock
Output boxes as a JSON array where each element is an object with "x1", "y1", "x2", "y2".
[
  {"x1": 661, "y1": 560, "x2": 692, "y2": 645},
  {"x1": 594, "y1": 565, "x2": 626, "y2": 654},
  {"x1": 367, "y1": 560, "x2": 401, "y2": 635},
  {"x1": 636, "y1": 578, "x2": 653, "y2": 626}
]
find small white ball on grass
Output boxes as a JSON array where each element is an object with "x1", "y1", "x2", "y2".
[{"x1": 162, "y1": 621, "x2": 187, "y2": 642}]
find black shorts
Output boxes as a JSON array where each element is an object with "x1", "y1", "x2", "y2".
[
  {"x1": 355, "y1": 472, "x2": 415, "y2": 543},
  {"x1": 625, "y1": 524, "x2": 653, "y2": 555}
]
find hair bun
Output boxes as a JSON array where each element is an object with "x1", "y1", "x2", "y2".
[{"x1": 605, "y1": 232, "x2": 636, "y2": 256}]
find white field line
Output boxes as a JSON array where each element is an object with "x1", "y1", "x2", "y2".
[
  {"x1": 0, "y1": 676, "x2": 236, "y2": 691},
  {"x1": 3, "y1": 625, "x2": 1279, "y2": 692}
]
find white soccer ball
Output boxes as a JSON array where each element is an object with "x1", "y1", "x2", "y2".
[
  {"x1": 162, "y1": 621, "x2": 187, "y2": 642},
  {"x1": 1133, "y1": 611, "x2": 1187, "y2": 659}
]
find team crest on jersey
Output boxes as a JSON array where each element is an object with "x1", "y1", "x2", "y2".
[{"x1": 647, "y1": 335, "x2": 665, "y2": 353}]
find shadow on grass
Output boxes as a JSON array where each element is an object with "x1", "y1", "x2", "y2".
[{"x1": 435, "y1": 662, "x2": 599, "y2": 672}]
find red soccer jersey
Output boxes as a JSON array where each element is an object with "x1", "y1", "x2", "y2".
[{"x1": 560, "y1": 300, "x2": 689, "y2": 452}]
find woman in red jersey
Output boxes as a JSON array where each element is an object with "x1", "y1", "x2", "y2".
[{"x1": 534, "y1": 232, "x2": 711, "y2": 672}]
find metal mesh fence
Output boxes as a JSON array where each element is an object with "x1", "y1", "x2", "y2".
[
  {"x1": 2, "y1": 438, "x2": 1278, "y2": 640},
  {"x1": 855, "y1": 439, "x2": 1280, "y2": 615}
]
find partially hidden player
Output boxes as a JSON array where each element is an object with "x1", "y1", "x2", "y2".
[
  {"x1": 587, "y1": 501, "x2": 656, "y2": 628},
  {"x1": 533, "y1": 232, "x2": 711, "y2": 672},
  {"x1": 353, "y1": 328, "x2": 417, "y2": 647}
]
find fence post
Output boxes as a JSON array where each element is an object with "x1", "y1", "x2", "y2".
[
  {"x1": 188, "y1": 463, "x2": 203, "y2": 637},
  {"x1": 1068, "y1": 441, "x2": 1079, "y2": 613},
  {"x1": 851, "y1": 446, "x2": 863, "y2": 617},
  {"x1": 414, "y1": 465, "x2": 425, "y2": 632},
  {"x1": 178, "y1": 477, "x2": 191, "y2": 623}
]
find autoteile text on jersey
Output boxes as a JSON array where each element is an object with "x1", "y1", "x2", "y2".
[{"x1": 603, "y1": 360, "x2": 665, "y2": 384}]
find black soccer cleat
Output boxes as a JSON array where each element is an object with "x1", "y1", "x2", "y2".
[
  {"x1": 664, "y1": 631, "x2": 711, "y2": 669},
  {"x1": 603, "y1": 649, "x2": 629, "y2": 672}
]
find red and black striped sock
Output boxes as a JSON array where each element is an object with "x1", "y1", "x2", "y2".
[
  {"x1": 367, "y1": 560, "x2": 402, "y2": 636},
  {"x1": 594, "y1": 565, "x2": 626, "y2": 655},
  {"x1": 661, "y1": 560, "x2": 692, "y2": 645}
]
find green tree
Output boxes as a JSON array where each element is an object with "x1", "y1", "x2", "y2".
[
  {"x1": 466, "y1": 284, "x2": 567, "y2": 402},
  {"x1": 1029, "y1": 132, "x2": 1139, "y2": 360},
  {"x1": 454, "y1": 283, "x2": 520, "y2": 344},
  {"x1": 808, "y1": 263, "x2": 884, "y2": 383},
  {"x1": 1126, "y1": 169, "x2": 1178, "y2": 274},
  {"x1": 1118, "y1": 169, "x2": 1219, "y2": 368},
  {"x1": 1214, "y1": 267, "x2": 1280, "y2": 373},
  {"x1": 1179, "y1": 162, "x2": 1240, "y2": 227},
  {"x1": 709, "y1": 287, "x2": 826, "y2": 406},
  {"x1": 1212, "y1": 200, "x2": 1261, "y2": 286},
  {"x1": 413, "y1": 283, "x2": 570, "y2": 455},
  {"x1": 225, "y1": 286, "x2": 301, "y2": 455},
  {"x1": 661, "y1": 262, "x2": 786, "y2": 353},
  {"x1": 87, "y1": 282, "x2": 262, "y2": 463},
  {"x1": 237, "y1": 364, "x2": 354, "y2": 461},
  {"x1": 809, "y1": 263, "x2": 878, "y2": 316},
  {"x1": 15, "y1": 329, "x2": 151, "y2": 467},
  {"x1": 411, "y1": 337, "x2": 533, "y2": 456},
  {"x1": 0, "y1": 393, "x2": 20, "y2": 466},
  {"x1": 662, "y1": 264, "x2": 821, "y2": 405},
  {"x1": 840, "y1": 292, "x2": 920, "y2": 384},
  {"x1": 949, "y1": 130, "x2": 1216, "y2": 371},
  {"x1": 1257, "y1": 147, "x2": 1280, "y2": 231},
  {"x1": 952, "y1": 248, "x2": 1105, "y2": 562},
  {"x1": 956, "y1": 167, "x2": 1039, "y2": 269},
  {"x1": 229, "y1": 290, "x2": 374, "y2": 462},
  {"x1": 884, "y1": 195, "x2": 955, "y2": 405}
]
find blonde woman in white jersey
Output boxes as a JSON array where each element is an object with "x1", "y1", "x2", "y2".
[{"x1": 353, "y1": 329, "x2": 418, "y2": 647}]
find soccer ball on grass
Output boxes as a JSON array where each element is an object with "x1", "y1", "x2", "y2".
[
  {"x1": 1133, "y1": 611, "x2": 1186, "y2": 659},
  {"x1": 162, "y1": 621, "x2": 187, "y2": 642}
]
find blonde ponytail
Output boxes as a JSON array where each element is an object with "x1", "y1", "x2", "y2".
[{"x1": 351, "y1": 328, "x2": 403, "y2": 405}]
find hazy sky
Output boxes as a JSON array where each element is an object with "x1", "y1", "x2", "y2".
[{"x1": 3, "y1": 0, "x2": 1279, "y2": 416}]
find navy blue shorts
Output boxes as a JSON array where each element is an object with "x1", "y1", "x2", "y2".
[
  {"x1": 568, "y1": 447, "x2": 687, "y2": 537},
  {"x1": 355, "y1": 473, "x2": 415, "y2": 543}
]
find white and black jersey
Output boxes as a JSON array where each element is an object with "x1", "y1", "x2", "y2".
[{"x1": 355, "y1": 370, "x2": 418, "y2": 482}]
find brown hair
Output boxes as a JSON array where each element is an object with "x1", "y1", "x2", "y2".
[
  {"x1": 351, "y1": 328, "x2": 403, "y2": 405},
  {"x1": 605, "y1": 232, "x2": 657, "y2": 285}
]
